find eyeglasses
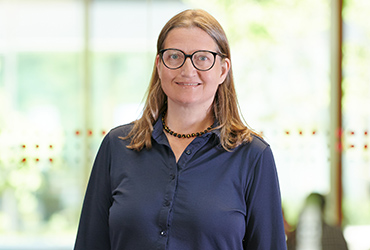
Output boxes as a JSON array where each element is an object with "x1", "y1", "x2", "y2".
[{"x1": 159, "y1": 48, "x2": 223, "y2": 71}]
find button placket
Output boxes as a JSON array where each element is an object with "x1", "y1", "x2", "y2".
[
  {"x1": 157, "y1": 164, "x2": 178, "y2": 245},
  {"x1": 177, "y1": 137, "x2": 210, "y2": 167}
]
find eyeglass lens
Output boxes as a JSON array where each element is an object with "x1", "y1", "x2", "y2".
[{"x1": 162, "y1": 49, "x2": 216, "y2": 71}]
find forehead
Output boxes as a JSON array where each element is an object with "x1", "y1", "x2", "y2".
[{"x1": 164, "y1": 27, "x2": 218, "y2": 52}]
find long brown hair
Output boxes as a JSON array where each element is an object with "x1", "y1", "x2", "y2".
[{"x1": 124, "y1": 9, "x2": 254, "y2": 151}]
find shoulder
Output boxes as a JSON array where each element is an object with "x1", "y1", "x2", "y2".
[
  {"x1": 241, "y1": 134, "x2": 272, "y2": 157},
  {"x1": 107, "y1": 123, "x2": 135, "y2": 138},
  {"x1": 250, "y1": 134, "x2": 270, "y2": 149},
  {"x1": 229, "y1": 134, "x2": 276, "y2": 173},
  {"x1": 98, "y1": 123, "x2": 135, "y2": 149}
]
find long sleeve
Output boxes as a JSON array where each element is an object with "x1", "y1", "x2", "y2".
[
  {"x1": 243, "y1": 146, "x2": 287, "y2": 249},
  {"x1": 74, "y1": 135, "x2": 113, "y2": 250}
]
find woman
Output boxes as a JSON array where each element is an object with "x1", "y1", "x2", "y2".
[{"x1": 74, "y1": 9, "x2": 286, "y2": 250}]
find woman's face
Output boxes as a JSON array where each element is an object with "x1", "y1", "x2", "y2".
[{"x1": 156, "y1": 27, "x2": 230, "y2": 110}]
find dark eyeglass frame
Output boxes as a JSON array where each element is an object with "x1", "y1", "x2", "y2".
[{"x1": 159, "y1": 48, "x2": 224, "y2": 71}]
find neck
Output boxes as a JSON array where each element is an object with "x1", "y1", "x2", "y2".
[{"x1": 164, "y1": 103, "x2": 214, "y2": 136}]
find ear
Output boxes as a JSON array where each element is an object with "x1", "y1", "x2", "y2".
[
  {"x1": 219, "y1": 58, "x2": 231, "y2": 85},
  {"x1": 155, "y1": 54, "x2": 162, "y2": 79}
]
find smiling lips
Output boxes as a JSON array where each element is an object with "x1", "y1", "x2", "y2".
[{"x1": 176, "y1": 82, "x2": 200, "y2": 86}]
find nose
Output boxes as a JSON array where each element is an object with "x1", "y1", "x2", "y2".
[{"x1": 180, "y1": 57, "x2": 197, "y2": 76}]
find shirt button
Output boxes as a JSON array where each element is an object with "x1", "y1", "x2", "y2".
[
  {"x1": 160, "y1": 230, "x2": 167, "y2": 236},
  {"x1": 185, "y1": 149, "x2": 191, "y2": 155},
  {"x1": 170, "y1": 174, "x2": 175, "y2": 180},
  {"x1": 164, "y1": 200, "x2": 170, "y2": 206}
]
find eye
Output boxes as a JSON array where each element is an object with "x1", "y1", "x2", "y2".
[
  {"x1": 164, "y1": 50, "x2": 183, "y2": 61},
  {"x1": 198, "y1": 55, "x2": 209, "y2": 61},
  {"x1": 194, "y1": 52, "x2": 212, "y2": 62},
  {"x1": 169, "y1": 54, "x2": 180, "y2": 60}
]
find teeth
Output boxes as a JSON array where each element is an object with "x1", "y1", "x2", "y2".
[{"x1": 178, "y1": 83, "x2": 198, "y2": 86}]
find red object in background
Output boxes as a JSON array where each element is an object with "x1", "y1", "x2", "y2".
[
  {"x1": 336, "y1": 142, "x2": 343, "y2": 152},
  {"x1": 336, "y1": 128, "x2": 343, "y2": 138}
]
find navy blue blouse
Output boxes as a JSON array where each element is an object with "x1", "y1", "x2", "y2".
[{"x1": 74, "y1": 118, "x2": 287, "y2": 250}]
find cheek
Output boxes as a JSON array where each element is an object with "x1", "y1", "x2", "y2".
[
  {"x1": 159, "y1": 66, "x2": 179, "y2": 84},
  {"x1": 204, "y1": 70, "x2": 223, "y2": 87},
  {"x1": 159, "y1": 70, "x2": 173, "y2": 84},
  {"x1": 158, "y1": 70, "x2": 175, "y2": 95}
]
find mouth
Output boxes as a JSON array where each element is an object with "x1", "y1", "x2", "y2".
[{"x1": 176, "y1": 82, "x2": 201, "y2": 86}]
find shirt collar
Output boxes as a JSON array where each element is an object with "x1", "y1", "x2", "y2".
[{"x1": 152, "y1": 113, "x2": 167, "y2": 144}]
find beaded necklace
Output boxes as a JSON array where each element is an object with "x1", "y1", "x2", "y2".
[{"x1": 161, "y1": 111, "x2": 213, "y2": 138}]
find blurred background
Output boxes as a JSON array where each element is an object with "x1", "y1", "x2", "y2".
[{"x1": 0, "y1": 0, "x2": 369, "y2": 249}]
